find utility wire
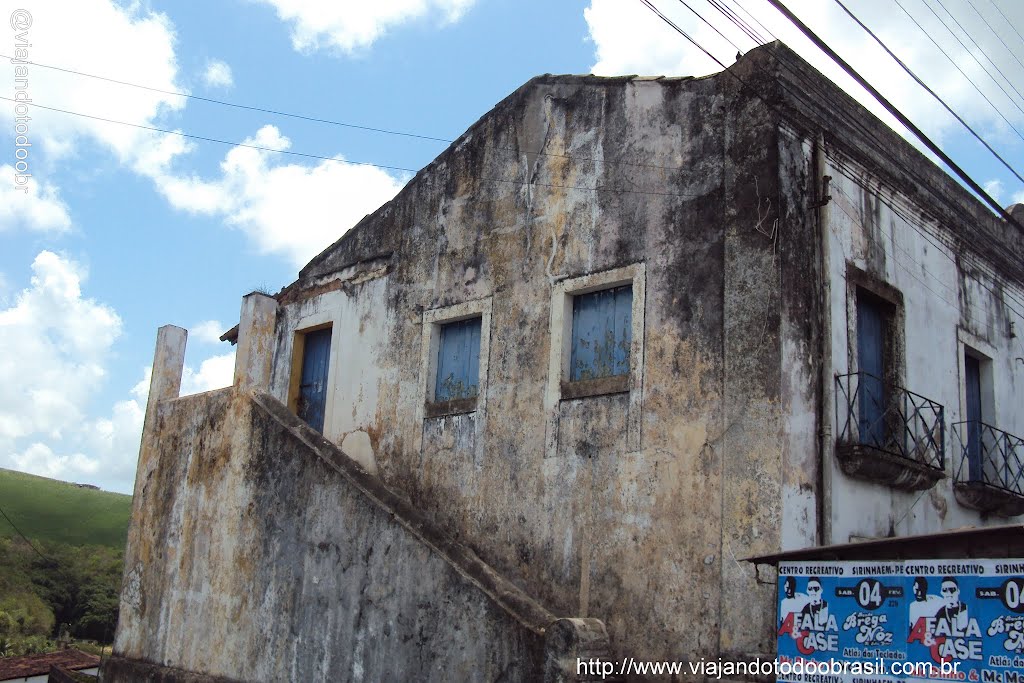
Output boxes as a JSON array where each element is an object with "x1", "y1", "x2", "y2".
[
  {"x1": 730, "y1": 0, "x2": 774, "y2": 45},
  {"x1": 832, "y1": 0, "x2": 1024, "y2": 183},
  {"x1": 639, "y1": 0, "x2": 732, "y2": 72},
  {"x1": 964, "y1": 0, "x2": 1024, "y2": 74},
  {"x1": 0, "y1": 95, "x2": 420, "y2": 175},
  {"x1": 888, "y1": 0, "x2": 1024, "y2": 144},
  {"x1": 675, "y1": 0, "x2": 745, "y2": 54},
  {"x1": 762, "y1": 0, "x2": 1022, "y2": 229},
  {"x1": 0, "y1": 53, "x2": 692, "y2": 175},
  {"x1": 891, "y1": 0, "x2": 1024, "y2": 145},
  {"x1": 918, "y1": 0, "x2": 1024, "y2": 116},
  {"x1": 933, "y1": 0, "x2": 1024, "y2": 102},
  {"x1": 642, "y1": 0, "x2": 1024, "y2": 313},
  {"x1": 0, "y1": 53, "x2": 452, "y2": 145},
  {"x1": 983, "y1": 0, "x2": 1024, "y2": 50},
  {"x1": 706, "y1": 0, "x2": 762, "y2": 45},
  {"x1": 0, "y1": 95, "x2": 708, "y2": 200},
  {"x1": 0, "y1": 504, "x2": 51, "y2": 562}
]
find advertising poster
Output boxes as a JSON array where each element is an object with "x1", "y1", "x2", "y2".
[
  {"x1": 778, "y1": 561, "x2": 906, "y2": 683},
  {"x1": 777, "y1": 560, "x2": 1024, "y2": 683}
]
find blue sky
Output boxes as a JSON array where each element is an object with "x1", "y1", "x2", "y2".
[{"x1": 2, "y1": 0, "x2": 1021, "y2": 493}]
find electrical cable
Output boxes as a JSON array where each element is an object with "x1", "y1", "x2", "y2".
[
  {"x1": 832, "y1": 0, "x2": 1024, "y2": 183},
  {"x1": 982, "y1": 0, "x2": 1024, "y2": 50},
  {"x1": 0, "y1": 52, "x2": 452, "y2": 145},
  {"x1": 890, "y1": 0, "x2": 1024, "y2": 145},
  {"x1": 933, "y1": 0, "x2": 1024, "y2": 100},
  {"x1": 918, "y1": 0, "x2": 1024, "y2": 115},
  {"x1": 675, "y1": 0, "x2": 745, "y2": 54},
  {"x1": 730, "y1": 0, "x2": 775, "y2": 45},
  {"x1": 0, "y1": 505, "x2": 51, "y2": 562},
  {"x1": 0, "y1": 53, "x2": 692, "y2": 176},
  {"x1": 762, "y1": 0, "x2": 1021, "y2": 229},
  {"x1": 964, "y1": 0, "x2": 1024, "y2": 74},
  {"x1": 0, "y1": 95, "x2": 709, "y2": 201},
  {"x1": 639, "y1": 0, "x2": 1024, "y2": 317},
  {"x1": 638, "y1": 0, "x2": 732, "y2": 72},
  {"x1": 706, "y1": 0, "x2": 763, "y2": 45}
]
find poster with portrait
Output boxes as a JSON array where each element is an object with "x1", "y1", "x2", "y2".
[
  {"x1": 777, "y1": 561, "x2": 906, "y2": 683},
  {"x1": 777, "y1": 559, "x2": 1024, "y2": 683},
  {"x1": 903, "y1": 560, "x2": 1024, "y2": 683}
]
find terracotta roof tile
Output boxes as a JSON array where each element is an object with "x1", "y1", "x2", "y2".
[{"x1": 0, "y1": 649, "x2": 100, "y2": 680}]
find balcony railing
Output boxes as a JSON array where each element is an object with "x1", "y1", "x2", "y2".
[
  {"x1": 952, "y1": 421, "x2": 1024, "y2": 497},
  {"x1": 835, "y1": 372, "x2": 945, "y2": 473}
]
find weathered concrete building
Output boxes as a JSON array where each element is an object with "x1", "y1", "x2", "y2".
[{"x1": 106, "y1": 41, "x2": 1024, "y2": 681}]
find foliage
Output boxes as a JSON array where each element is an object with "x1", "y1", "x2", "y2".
[
  {"x1": 0, "y1": 525, "x2": 126, "y2": 657},
  {"x1": 0, "y1": 468, "x2": 131, "y2": 548}
]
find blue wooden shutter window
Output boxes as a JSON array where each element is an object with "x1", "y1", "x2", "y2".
[
  {"x1": 569, "y1": 285, "x2": 632, "y2": 382},
  {"x1": 856, "y1": 292, "x2": 887, "y2": 447},
  {"x1": 964, "y1": 353, "x2": 983, "y2": 481},
  {"x1": 435, "y1": 318, "x2": 481, "y2": 401},
  {"x1": 298, "y1": 328, "x2": 332, "y2": 433}
]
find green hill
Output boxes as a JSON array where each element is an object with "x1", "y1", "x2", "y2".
[{"x1": 0, "y1": 469, "x2": 132, "y2": 549}]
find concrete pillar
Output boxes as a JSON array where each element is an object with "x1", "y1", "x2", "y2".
[
  {"x1": 144, "y1": 325, "x2": 187, "y2": 428},
  {"x1": 233, "y1": 292, "x2": 277, "y2": 392}
]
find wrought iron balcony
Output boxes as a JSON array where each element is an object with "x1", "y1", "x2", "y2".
[
  {"x1": 952, "y1": 421, "x2": 1024, "y2": 517},
  {"x1": 834, "y1": 372, "x2": 945, "y2": 491}
]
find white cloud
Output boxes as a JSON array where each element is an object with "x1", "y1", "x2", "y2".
[
  {"x1": 191, "y1": 320, "x2": 228, "y2": 344},
  {"x1": 0, "y1": 165, "x2": 72, "y2": 234},
  {"x1": 583, "y1": 0, "x2": 1024, "y2": 149},
  {"x1": 9, "y1": 442, "x2": 99, "y2": 481},
  {"x1": 181, "y1": 352, "x2": 236, "y2": 396},
  {"x1": 154, "y1": 125, "x2": 407, "y2": 266},
  {"x1": 3, "y1": 1, "x2": 188, "y2": 174},
  {"x1": 254, "y1": 0, "x2": 475, "y2": 53},
  {"x1": 984, "y1": 179, "x2": 1004, "y2": 202},
  {"x1": 0, "y1": 252, "x2": 122, "y2": 444},
  {"x1": 202, "y1": 59, "x2": 234, "y2": 88}
]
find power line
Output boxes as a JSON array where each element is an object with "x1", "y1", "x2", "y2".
[
  {"x1": 637, "y1": 0, "x2": 1024, "y2": 309},
  {"x1": 832, "y1": 0, "x2": 1024, "y2": 183},
  {"x1": 982, "y1": 0, "x2": 1024, "y2": 50},
  {"x1": 638, "y1": 0, "x2": 732, "y2": 72},
  {"x1": 917, "y1": 0, "x2": 1024, "y2": 116},
  {"x1": 706, "y1": 0, "x2": 763, "y2": 45},
  {"x1": 730, "y1": 0, "x2": 775, "y2": 45},
  {"x1": 675, "y1": 0, "x2": 745, "y2": 54},
  {"x1": 964, "y1": 0, "x2": 1024, "y2": 75},
  {"x1": 0, "y1": 53, "x2": 695, "y2": 176},
  {"x1": 890, "y1": 0, "x2": 1024, "y2": 145},
  {"x1": 0, "y1": 504, "x2": 51, "y2": 562},
  {"x1": 0, "y1": 95, "x2": 420, "y2": 174},
  {"x1": 0, "y1": 53, "x2": 452, "y2": 145},
  {"x1": 932, "y1": 0, "x2": 1024, "y2": 102},
  {"x1": 0, "y1": 95, "x2": 709, "y2": 201},
  {"x1": 762, "y1": 0, "x2": 1022, "y2": 229}
]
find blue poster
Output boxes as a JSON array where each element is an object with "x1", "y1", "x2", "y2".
[{"x1": 776, "y1": 560, "x2": 1024, "y2": 683}]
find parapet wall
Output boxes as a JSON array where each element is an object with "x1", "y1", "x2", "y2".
[{"x1": 108, "y1": 381, "x2": 601, "y2": 681}]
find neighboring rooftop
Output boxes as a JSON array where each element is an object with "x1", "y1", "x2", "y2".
[{"x1": 0, "y1": 649, "x2": 100, "y2": 681}]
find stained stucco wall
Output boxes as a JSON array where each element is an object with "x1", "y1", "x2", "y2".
[
  {"x1": 267, "y1": 51, "x2": 803, "y2": 665},
  {"x1": 822, "y1": 148, "x2": 1024, "y2": 543},
  {"x1": 109, "y1": 387, "x2": 552, "y2": 682}
]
